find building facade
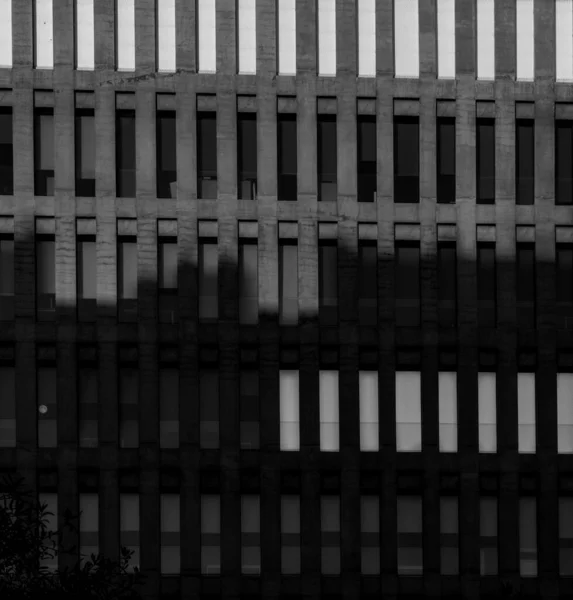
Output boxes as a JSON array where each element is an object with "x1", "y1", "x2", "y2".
[{"x1": 1, "y1": 0, "x2": 573, "y2": 599}]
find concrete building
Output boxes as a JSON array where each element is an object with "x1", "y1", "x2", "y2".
[{"x1": 1, "y1": 0, "x2": 573, "y2": 599}]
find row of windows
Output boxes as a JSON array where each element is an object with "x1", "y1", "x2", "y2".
[
  {"x1": 4, "y1": 0, "x2": 571, "y2": 81},
  {"x1": 1, "y1": 366, "x2": 572, "y2": 455},
  {"x1": 28, "y1": 491, "x2": 573, "y2": 577},
  {"x1": 4, "y1": 102, "x2": 573, "y2": 204}
]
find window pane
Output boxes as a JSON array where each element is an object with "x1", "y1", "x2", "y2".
[
  {"x1": 77, "y1": 113, "x2": 96, "y2": 184},
  {"x1": 199, "y1": 242, "x2": 218, "y2": 320},
  {"x1": 556, "y1": 0, "x2": 573, "y2": 81},
  {"x1": 279, "y1": 243, "x2": 298, "y2": 324},
  {"x1": 277, "y1": 0, "x2": 296, "y2": 75},
  {"x1": 197, "y1": 113, "x2": 217, "y2": 198},
  {"x1": 319, "y1": 371, "x2": 339, "y2": 452},
  {"x1": 317, "y1": 115, "x2": 337, "y2": 201},
  {"x1": 0, "y1": 0, "x2": 12, "y2": 68},
  {"x1": 395, "y1": 244, "x2": 420, "y2": 326},
  {"x1": 116, "y1": 110, "x2": 136, "y2": 197},
  {"x1": 556, "y1": 122, "x2": 573, "y2": 205},
  {"x1": 239, "y1": 242, "x2": 258, "y2": 324},
  {"x1": 157, "y1": 0, "x2": 176, "y2": 72},
  {"x1": 357, "y1": 0, "x2": 375, "y2": 77},
  {"x1": 520, "y1": 497, "x2": 537, "y2": 577},
  {"x1": 200, "y1": 369, "x2": 219, "y2": 448},
  {"x1": 0, "y1": 367, "x2": 15, "y2": 447},
  {"x1": 357, "y1": 116, "x2": 377, "y2": 202},
  {"x1": 78, "y1": 368, "x2": 98, "y2": 447},
  {"x1": 0, "y1": 109, "x2": 13, "y2": 195},
  {"x1": 278, "y1": 114, "x2": 297, "y2": 200},
  {"x1": 478, "y1": 372, "x2": 496, "y2": 453},
  {"x1": 476, "y1": 0, "x2": 495, "y2": 79},
  {"x1": 280, "y1": 370, "x2": 299, "y2": 451},
  {"x1": 117, "y1": 0, "x2": 135, "y2": 71},
  {"x1": 394, "y1": 0, "x2": 419, "y2": 77},
  {"x1": 118, "y1": 241, "x2": 137, "y2": 299},
  {"x1": 38, "y1": 113, "x2": 55, "y2": 171},
  {"x1": 478, "y1": 244, "x2": 496, "y2": 326},
  {"x1": 156, "y1": 111, "x2": 177, "y2": 198},
  {"x1": 438, "y1": 243, "x2": 457, "y2": 326},
  {"x1": 516, "y1": 0, "x2": 534, "y2": 79},
  {"x1": 396, "y1": 371, "x2": 421, "y2": 452},
  {"x1": 439, "y1": 372, "x2": 457, "y2": 452},
  {"x1": 440, "y1": 497, "x2": 458, "y2": 575},
  {"x1": 198, "y1": 0, "x2": 217, "y2": 73},
  {"x1": 480, "y1": 498, "x2": 498, "y2": 575},
  {"x1": 558, "y1": 373, "x2": 573, "y2": 453},
  {"x1": 76, "y1": 0, "x2": 94, "y2": 69},
  {"x1": 437, "y1": 118, "x2": 455, "y2": 203},
  {"x1": 317, "y1": 0, "x2": 336, "y2": 76},
  {"x1": 238, "y1": 114, "x2": 257, "y2": 199},
  {"x1": 35, "y1": 0, "x2": 54, "y2": 69},
  {"x1": 516, "y1": 120, "x2": 534, "y2": 205},
  {"x1": 238, "y1": 0, "x2": 256, "y2": 74},
  {"x1": 359, "y1": 371, "x2": 378, "y2": 451},
  {"x1": 78, "y1": 240, "x2": 96, "y2": 299},
  {"x1": 397, "y1": 496, "x2": 423, "y2": 575},
  {"x1": 159, "y1": 369, "x2": 179, "y2": 448},
  {"x1": 560, "y1": 497, "x2": 573, "y2": 576},
  {"x1": 477, "y1": 119, "x2": 495, "y2": 203},
  {"x1": 319, "y1": 243, "x2": 338, "y2": 315},
  {"x1": 437, "y1": 0, "x2": 455, "y2": 78}
]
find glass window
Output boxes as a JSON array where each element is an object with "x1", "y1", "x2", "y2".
[
  {"x1": 478, "y1": 372, "x2": 496, "y2": 453},
  {"x1": 518, "y1": 372, "x2": 536, "y2": 453},
  {"x1": 0, "y1": 238, "x2": 14, "y2": 321},
  {"x1": 200, "y1": 369, "x2": 219, "y2": 449},
  {"x1": 440, "y1": 497, "x2": 458, "y2": 574},
  {"x1": 438, "y1": 242, "x2": 456, "y2": 327},
  {"x1": 0, "y1": 366, "x2": 15, "y2": 447},
  {"x1": 516, "y1": 0, "x2": 534, "y2": 79},
  {"x1": 240, "y1": 370, "x2": 259, "y2": 450},
  {"x1": 34, "y1": 110, "x2": 55, "y2": 196},
  {"x1": 157, "y1": 0, "x2": 176, "y2": 72},
  {"x1": 321, "y1": 496, "x2": 340, "y2": 574},
  {"x1": 437, "y1": 117, "x2": 455, "y2": 203},
  {"x1": 516, "y1": 243, "x2": 535, "y2": 327},
  {"x1": 358, "y1": 242, "x2": 377, "y2": 325},
  {"x1": 117, "y1": 238, "x2": 137, "y2": 322},
  {"x1": 198, "y1": 241, "x2": 218, "y2": 320},
  {"x1": 357, "y1": 116, "x2": 376, "y2": 202},
  {"x1": 394, "y1": 117, "x2": 419, "y2": 203},
  {"x1": 38, "y1": 367, "x2": 57, "y2": 447},
  {"x1": 477, "y1": 243, "x2": 496, "y2": 327},
  {"x1": 319, "y1": 242, "x2": 338, "y2": 323},
  {"x1": 197, "y1": 0, "x2": 217, "y2": 73},
  {"x1": 0, "y1": 108, "x2": 13, "y2": 195},
  {"x1": 160, "y1": 494, "x2": 180, "y2": 574},
  {"x1": 317, "y1": 0, "x2": 336, "y2": 76},
  {"x1": 279, "y1": 241, "x2": 298, "y2": 325},
  {"x1": 77, "y1": 237, "x2": 96, "y2": 321},
  {"x1": 317, "y1": 114, "x2": 337, "y2": 201},
  {"x1": 357, "y1": 0, "x2": 376, "y2": 77},
  {"x1": 156, "y1": 110, "x2": 177, "y2": 199},
  {"x1": 480, "y1": 497, "x2": 498, "y2": 575},
  {"x1": 281, "y1": 495, "x2": 301, "y2": 574},
  {"x1": 516, "y1": 120, "x2": 534, "y2": 205},
  {"x1": 238, "y1": 241, "x2": 258, "y2": 324},
  {"x1": 0, "y1": 0, "x2": 12, "y2": 68},
  {"x1": 394, "y1": 0, "x2": 419, "y2": 77},
  {"x1": 78, "y1": 367, "x2": 98, "y2": 448},
  {"x1": 279, "y1": 370, "x2": 299, "y2": 451},
  {"x1": 397, "y1": 495, "x2": 423, "y2": 575},
  {"x1": 119, "y1": 368, "x2": 138, "y2": 448},
  {"x1": 75, "y1": 0, "x2": 94, "y2": 70},
  {"x1": 556, "y1": 0, "x2": 573, "y2": 82},
  {"x1": 361, "y1": 496, "x2": 380, "y2": 574},
  {"x1": 237, "y1": 0, "x2": 256, "y2": 74},
  {"x1": 556, "y1": 121, "x2": 573, "y2": 205},
  {"x1": 35, "y1": 0, "x2": 54, "y2": 69},
  {"x1": 238, "y1": 113, "x2": 257, "y2": 199},
  {"x1": 477, "y1": 118, "x2": 495, "y2": 203},
  {"x1": 201, "y1": 495, "x2": 221, "y2": 574},
  {"x1": 437, "y1": 0, "x2": 455, "y2": 78},
  {"x1": 395, "y1": 244, "x2": 420, "y2": 326},
  {"x1": 36, "y1": 238, "x2": 55, "y2": 321},
  {"x1": 560, "y1": 497, "x2": 573, "y2": 576},
  {"x1": 79, "y1": 493, "x2": 98, "y2": 565},
  {"x1": 558, "y1": 373, "x2": 573, "y2": 453},
  {"x1": 519, "y1": 497, "x2": 537, "y2": 576},
  {"x1": 158, "y1": 238, "x2": 178, "y2": 324},
  {"x1": 277, "y1": 113, "x2": 297, "y2": 200},
  {"x1": 159, "y1": 368, "x2": 179, "y2": 448},
  {"x1": 359, "y1": 371, "x2": 378, "y2": 452},
  {"x1": 396, "y1": 371, "x2": 422, "y2": 452},
  {"x1": 476, "y1": 0, "x2": 495, "y2": 79},
  {"x1": 75, "y1": 109, "x2": 95, "y2": 196},
  {"x1": 241, "y1": 495, "x2": 261, "y2": 574},
  {"x1": 197, "y1": 113, "x2": 217, "y2": 199},
  {"x1": 277, "y1": 0, "x2": 296, "y2": 75},
  {"x1": 439, "y1": 371, "x2": 457, "y2": 452},
  {"x1": 319, "y1": 370, "x2": 339, "y2": 452},
  {"x1": 116, "y1": 0, "x2": 135, "y2": 71},
  {"x1": 120, "y1": 494, "x2": 140, "y2": 572},
  {"x1": 116, "y1": 109, "x2": 136, "y2": 197}
]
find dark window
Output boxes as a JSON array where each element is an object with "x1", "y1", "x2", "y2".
[
  {"x1": 279, "y1": 241, "x2": 298, "y2": 325},
  {"x1": 240, "y1": 370, "x2": 259, "y2": 450},
  {"x1": 437, "y1": 117, "x2": 455, "y2": 204},
  {"x1": 198, "y1": 240, "x2": 218, "y2": 320},
  {"x1": 319, "y1": 241, "x2": 338, "y2": 323},
  {"x1": 158, "y1": 238, "x2": 178, "y2": 324},
  {"x1": 75, "y1": 109, "x2": 95, "y2": 197},
  {"x1": 200, "y1": 369, "x2": 219, "y2": 448},
  {"x1": 438, "y1": 242, "x2": 457, "y2": 327},
  {"x1": 556, "y1": 244, "x2": 573, "y2": 329},
  {"x1": 36, "y1": 236, "x2": 55, "y2": 321},
  {"x1": 0, "y1": 108, "x2": 13, "y2": 195},
  {"x1": 516, "y1": 244, "x2": 535, "y2": 328},
  {"x1": 477, "y1": 243, "x2": 496, "y2": 327},
  {"x1": 395, "y1": 243, "x2": 420, "y2": 326},
  {"x1": 238, "y1": 240, "x2": 258, "y2": 324},
  {"x1": 116, "y1": 109, "x2": 136, "y2": 197},
  {"x1": 358, "y1": 242, "x2": 377, "y2": 325},
  {"x1": 156, "y1": 110, "x2": 177, "y2": 198},
  {"x1": 516, "y1": 120, "x2": 534, "y2": 205},
  {"x1": 394, "y1": 117, "x2": 419, "y2": 203},
  {"x1": 118, "y1": 237, "x2": 137, "y2": 322},
  {"x1": 0, "y1": 237, "x2": 14, "y2": 321},
  {"x1": 556, "y1": 121, "x2": 573, "y2": 205},
  {"x1": 197, "y1": 112, "x2": 217, "y2": 199},
  {"x1": 357, "y1": 115, "x2": 376, "y2": 203},
  {"x1": 77, "y1": 236, "x2": 96, "y2": 322},
  {"x1": 477, "y1": 118, "x2": 495, "y2": 204},
  {"x1": 278, "y1": 113, "x2": 297, "y2": 200},
  {"x1": 34, "y1": 108, "x2": 54, "y2": 196},
  {"x1": 238, "y1": 113, "x2": 257, "y2": 200},
  {"x1": 318, "y1": 114, "x2": 337, "y2": 201}
]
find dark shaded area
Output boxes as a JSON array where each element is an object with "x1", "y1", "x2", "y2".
[
  {"x1": 116, "y1": 110, "x2": 136, "y2": 198},
  {"x1": 477, "y1": 118, "x2": 495, "y2": 204},
  {"x1": 394, "y1": 117, "x2": 419, "y2": 203}
]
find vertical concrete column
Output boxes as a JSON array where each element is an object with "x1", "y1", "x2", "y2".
[
  {"x1": 457, "y1": 339, "x2": 478, "y2": 454},
  {"x1": 299, "y1": 219, "x2": 318, "y2": 324},
  {"x1": 258, "y1": 216, "x2": 278, "y2": 321},
  {"x1": 256, "y1": 0, "x2": 277, "y2": 76},
  {"x1": 338, "y1": 221, "x2": 357, "y2": 322},
  {"x1": 96, "y1": 214, "x2": 117, "y2": 320},
  {"x1": 12, "y1": 89, "x2": 34, "y2": 196},
  {"x1": 140, "y1": 469, "x2": 160, "y2": 599},
  {"x1": 296, "y1": 0, "x2": 317, "y2": 74},
  {"x1": 137, "y1": 217, "x2": 157, "y2": 322},
  {"x1": 495, "y1": 0, "x2": 516, "y2": 78},
  {"x1": 336, "y1": 0, "x2": 356, "y2": 78},
  {"x1": 54, "y1": 89, "x2": 75, "y2": 196},
  {"x1": 216, "y1": 92, "x2": 238, "y2": 199},
  {"x1": 53, "y1": 0, "x2": 74, "y2": 69},
  {"x1": 136, "y1": 90, "x2": 156, "y2": 199},
  {"x1": 297, "y1": 91, "x2": 317, "y2": 199},
  {"x1": 420, "y1": 218, "x2": 437, "y2": 326},
  {"x1": 376, "y1": 88, "x2": 393, "y2": 201},
  {"x1": 135, "y1": 0, "x2": 157, "y2": 73},
  {"x1": 376, "y1": 0, "x2": 394, "y2": 76},
  {"x1": 14, "y1": 213, "x2": 35, "y2": 319},
  {"x1": 11, "y1": 0, "x2": 33, "y2": 68},
  {"x1": 180, "y1": 447, "x2": 201, "y2": 589},
  {"x1": 420, "y1": 95, "x2": 437, "y2": 203},
  {"x1": 94, "y1": 0, "x2": 116, "y2": 71},
  {"x1": 337, "y1": 91, "x2": 357, "y2": 198},
  {"x1": 55, "y1": 217, "x2": 76, "y2": 320},
  {"x1": 139, "y1": 342, "x2": 158, "y2": 445},
  {"x1": 497, "y1": 343, "x2": 518, "y2": 456},
  {"x1": 176, "y1": 87, "x2": 197, "y2": 200},
  {"x1": 534, "y1": 0, "x2": 555, "y2": 81},
  {"x1": 98, "y1": 342, "x2": 118, "y2": 446},
  {"x1": 95, "y1": 89, "x2": 116, "y2": 198},
  {"x1": 419, "y1": 0, "x2": 437, "y2": 77},
  {"x1": 257, "y1": 91, "x2": 278, "y2": 198},
  {"x1": 421, "y1": 343, "x2": 439, "y2": 451},
  {"x1": 455, "y1": 0, "x2": 476, "y2": 76},
  {"x1": 176, "y1": 0, "x2": 196, "y2": 72},
  {"x1": 535, "y1": 97, "x2": 555, "y2": 209},
  {"x1": 217, "y1": 0, "x2": 237, "y2": 75}
]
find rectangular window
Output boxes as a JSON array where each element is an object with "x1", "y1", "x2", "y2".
[
  {"x1": 76, "y1": 0, "x2": 94, "y2": 70},
  {"x1": 277, "y1": 0, "x2": 296, "y2": 75},
  {"x1": 397, "y1": 495, "x2": 423, "y2": 575},
  {"x1": 159, "y1": 368, "x2": 179, "y2": 448},
  {"x1": 437, "y1": 117, "x2": 455, "y2": 203},
  {"x1": 116, "y1": 0, "x2": 135, "y2": 71},
  {"x1": 359, "y1": 370, "x2": 378, "y2": 452},
  {"x1": 160, "y1": 494, "x2": 180, "y2": 574},
  {"x1": 79, "y1": 493, "x2": 98, "y2": 565},
  {"x1": 119, "y1": 367, "x2": 138, "y2": 448},
  {"x1": 200, "y1": 369, "x2": 219, "y2": 448},
  {"x1": 557, "y1": 245, "x2": 573, "y2": 330},
  {"x1": 34, "y1": 109, "x2": 54, "y2": 196},
  {"x1": 478, "y1": 371, "x2": 496, "y2": 453},
  {"x1": 318, "y1": 241, "x2": 338, "y2": 322},
  {"x1": 240, "y1": 369, "x2": 259, "y2": 450},
  {"x1": 556, "y1": 0, "x2": 573, "y2": 81},
  {"x1": 197, "y1": 112, "x2": 217, "y2": 199},
  {"x1": 157, "y1": 0, "x2": 176, "y2": 72},
  {"x1": 395, "y1": 243, "x2": 420, "y2": 326},
  {"x1": 0, "y1": 237, "x2": 15, "y2": 321},
  {"x1": 317, "y1": 0, "x2": 336, "y2": 76},
  {"x1": 516, "y1": 119, "x2": 534, "y2": 205},
  {"x1": 0, "y1": 0, "x2": 12, "y2": 68},
  {"x1": 0, "y1": 366, "x2": 15, "y2": 447},
  {"x1": 237, "y1": 0, "x2": 256, "y2": 74},
  {"x1": 439, "y1": 371, "x2": 457, "y2": 452},
  {"x1": 35, "y1": 0, "x2": 53, "y2": 69},
  {"x1": 396, "y1": 371, "x2": 422, "y2": 452},
  {"x1": 77, "y1": 236, "x2": 96, "y2": 322},
  {"x1": 39, "y1": 493, "x2": 57, "y2": 570},
  {"x1": 319, "y1": 370, "x2": 339, "y2": 452},
  {"x1": 238, "y1": 113, "x2": 257, "y2": 199},
  {"x1": 518, "y1": 372, "x2": 536, "y2": 453},
  {"x1": 0, "y1": 108, "x2": 14, "y2": 195},
  {"x1": 120, "y1": 494, "x2": 140, "y2": 572},
  {"x1": 556, "y1": 121, "x2": 573, "y2": 205},
  {"x1": 361, "y1": 496, "x2": 380, "y2": 574},
  {"x1": 559, "y1": 497, "x2": 573, "y2": 576},
  {"x1": 201, "y1": 495, "x2": 221, "y2": 575},
  {"x1": 197, "y1": 0, "x2": 216, "y2": 73},
  {"x1": 516, "y1": 243, "x2": 535, "y2": 327},
  {"x1": 438, "y1": 242, "x2": 456, "y2": 327},
  {"x1": 321, "y1": 496, "x2": 340, "y2": 574},
  {"x1": 78, "y1": 367, "x2": 98, "y2": 448},
  {"x1": 476, "y1": 0, "x2": 495, "y2": 79},
  {"x1": 440, "y1": 497, "x2": 458, "y2": 575},
  {"x1": 158, "y1": 238, "x2": 178, "y2": 324},
  {"x1": 394, "y1": 117, "x2": 419, "y2": 203},
  {"x1": 198, "y1": 240, "x2": 218, "y2": 320},
  {"x1": 75, "y1": 109, "x2": 95, "y2": 196},
  {"x1": 516, "y1": 0, "x2": 534, "y2": 80},
  {"x1": 394, "y1": 0, "x2": 419, "y2": 77},
  {"x1": 477, "y1": 118, "x2": 495, "y2": 203},
  {"x1": 317, "y1": 113, "x2": 337, "y2": 201},
  {"x1": 156, "y1": 110, "x2": 177, "y2": 198},
  {"x1": 116, "y1": 109, "x2": 136, "y2": 197},
  {"x1": 118, "y1": 237, "x2": 137, "y2": 322},
  {"x1": 281, "y1": 496, "x2": 301, "y2": 574},
  {"x1": 36, "y1": 237, "x2": 55, "y2": 321},
  {"x1": 358, "y1": 0, "x2": 375, "y2": 77},
  {"x1": 279, "y1": 241, "x2": 298, "y2": 325},
  {"x1": 477, "y1": 243, "x2": 496, "y2": 327},
  {"x1": 480, "y1": 497, "x2": 498, "y2": 575},
  {"x1": 358, "y1": 241, "x2": 377, "y2": 325},
  {"x1": 520, "y1": 497, "x2": 537, "y2": 576},
  {"x1": 558, "y1": 373, "x2": 573, "y2": 453},
  {"x1": 357, "y1": 115, "x2": 376, "y2": 202},
  {"x1": 241, "y1": 495, "x2": 261, "y2": 575},
  {"x1": 279, "y1": 370, "x2": 299, "y2": 451},
  {"x1": 437, "y1": 0, "x2": 455, "y2": 78},
  {"x1": 278, "y1": 113, "x2": 297, "y2": 200}
]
